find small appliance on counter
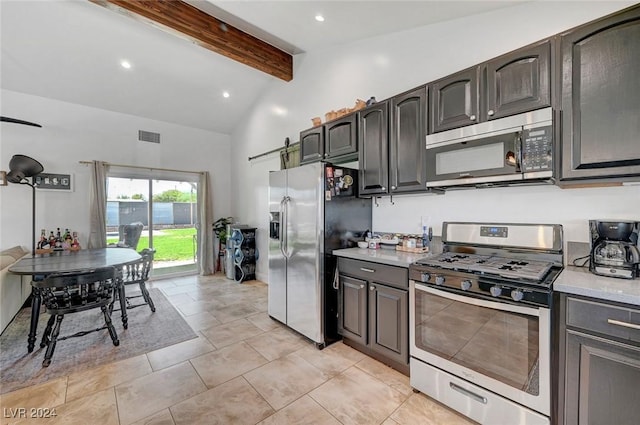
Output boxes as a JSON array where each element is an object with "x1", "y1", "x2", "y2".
[{"x1": 589, "y1": 220, "x2": 640, "y2": 279}]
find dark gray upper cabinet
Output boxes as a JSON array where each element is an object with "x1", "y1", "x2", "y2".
[
  {"x1": 430, "y1": 42, "x2": 551, "y2": 134},
  {"x1": 300, "y1": 114, "x2": 357, "y2": 165},
  {"x1": 299, "y1": 126, "x2": 324, "y2": 164},
  {"x1": 325, "y1": 113, "x2": 358, "y2": 160},
  {"x1": 486, "y1": 40, "x2": 551, "y2": 120},
  {"x1": 430, "y1": 67, "x2": 479, "y2": 133},
  {"x1": 390, "y1": 86, "x2": 428, "y2": 193},
  {"x1": 559, "y1": 6, "x2": 640, "y2": 181},
  {"x1": 359, "y1": 101, "x2": 389, "y2": 195}
]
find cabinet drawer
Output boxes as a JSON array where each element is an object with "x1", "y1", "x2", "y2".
[
  {"x1": 338, "y1": 258, "x2": 408, "y2": 289},
  {"x1": 566, "y1": 297, "x2": 640, "y2": 342}
]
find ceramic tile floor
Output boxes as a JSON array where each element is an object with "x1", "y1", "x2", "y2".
[{"x1": 0, "y1": 273, "x2": 476, "y2": 425}]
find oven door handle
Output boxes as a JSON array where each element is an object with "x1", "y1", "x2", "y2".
[
  {"x1": 449, "y1": 382, "x2": 487, "y2": 404},
  {"x1": 412, "y1": 281, "x2": 543, "y2": 317}
]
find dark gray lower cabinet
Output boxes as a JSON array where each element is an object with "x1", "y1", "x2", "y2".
[
  {"x1": 560, "y1": 294, "x2": 640, "y2": 425},
  {"x1": 337, "y1": 257, "x2": 409, "y2": 374},
  {"x1": 338, "y1": 275, "x2": 367, "y2": 346},
  {"x1": 368, "y1": 282, "x2": 407, "y2": 365},
  {"x1": 565, "y1": 330, "x2": 640, "y2": 425}
]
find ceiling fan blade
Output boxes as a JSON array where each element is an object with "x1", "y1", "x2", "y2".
[{"x1": 0, "y1": 116, "x2": 42, "y2": 128}]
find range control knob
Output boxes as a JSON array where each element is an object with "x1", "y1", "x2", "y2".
[
  {"x1": 511, "y1": 290, "x2": 524, "y2": 302},
  {"x1": 489, "y1": 286, "x2": 502, "y2": 297},
  {"x1": 420, "y1": 273, "x2": 431, "y2": 283},
  {"x1": 435, "y1": 275, "x2": 445, "y2": 286},
  {"x1": 460, "y1": 280, "x2": 472, "y2": 291}
]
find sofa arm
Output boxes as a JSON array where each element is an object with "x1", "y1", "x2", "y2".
[{"x1": 0, "y1": 246, "x2": 30, "y2": 334}]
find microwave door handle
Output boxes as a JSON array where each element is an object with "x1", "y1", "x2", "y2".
[{"x1": 515, "y1": 133, "x2": 523, "y2": 172}]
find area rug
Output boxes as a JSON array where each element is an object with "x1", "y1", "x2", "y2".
[{"x1": 0, "y1": 288, "x2": 197, "y2": 395}]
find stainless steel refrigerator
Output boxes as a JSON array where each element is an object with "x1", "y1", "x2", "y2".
[{"x1": 268, "y1": 162, "x2": 371, "y2": 348}]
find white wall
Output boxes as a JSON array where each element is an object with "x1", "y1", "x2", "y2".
[
  {"x1": 0, "y1": 89, "x2": 232, "y2": 252},
  {"x1": 230, "y1": 1, "x2": 639, "y2": 282}
]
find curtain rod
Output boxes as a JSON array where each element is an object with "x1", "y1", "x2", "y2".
[
  {"x1": 248, "y1": 141, "x2": 299, "y2": 162},
  {"x1": 78, "y1": 160, "x2": 204, "y2": 175}
]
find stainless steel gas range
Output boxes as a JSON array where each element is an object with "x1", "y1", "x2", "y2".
[{"x1": 409, "y1": 222, "x2": 563, "y2": 425}]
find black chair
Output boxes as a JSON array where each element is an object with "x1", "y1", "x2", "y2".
[
  {"x1": 109, "y1": 222, "x2": 144, "y2": 250},
  {"x1": 33, "y1": 267, "x2": 120, "y2": 367},
  {"x1": 120, "y1": 248, "x2": 156, "y2": 312}
]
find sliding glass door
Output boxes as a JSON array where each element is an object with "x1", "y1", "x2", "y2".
[{"x1": 106, "y1": 173, "x2": 199, "y2": 276}]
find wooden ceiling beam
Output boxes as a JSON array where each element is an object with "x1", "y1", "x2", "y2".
[{"x1": 90, "y1": 0, "x2": 293, "y2": 81}]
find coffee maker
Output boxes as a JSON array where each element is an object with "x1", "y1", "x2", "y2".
[{"x1": 589, "y1": 220, "x2": 640, "y2": 279}]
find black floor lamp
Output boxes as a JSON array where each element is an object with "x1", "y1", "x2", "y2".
[{"x1": 7, "y1": 154, "x2": 44, "y2": 256}]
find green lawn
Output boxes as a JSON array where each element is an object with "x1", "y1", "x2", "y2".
[{"x1": 107, "y1": 227, "x2": 197, "y2": 262}]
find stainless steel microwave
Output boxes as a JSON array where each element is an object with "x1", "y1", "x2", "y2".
[{"x1": 425, "y1": 107, "x2": 553, "y2": 188}]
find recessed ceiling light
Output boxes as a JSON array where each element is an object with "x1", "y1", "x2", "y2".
[
  {"x1": 120, "y1": 60, "x2": 132, "y2": 69},
  {"x1": 222, "y1": 91, "x2": 230, "y2": 98},
  {"x1": 272, "y1": 106, "x2": 288, "y2": 116},
  {"x1": 315, "y1": 14, "x2": 325, "y2": 22}
]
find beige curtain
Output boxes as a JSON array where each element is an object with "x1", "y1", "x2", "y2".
[
  {"x1": 197, "y1": 171, "x2": 214, "y2": 275},
  {"x1": 87, "y1": 160, "x2": 108, "y2": 248}
]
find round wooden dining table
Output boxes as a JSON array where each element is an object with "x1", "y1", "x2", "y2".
[{"x1": 9, "y1": 248, "x2": 141, "y2": 352}]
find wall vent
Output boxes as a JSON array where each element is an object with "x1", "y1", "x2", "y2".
[{"x1": 138, "y1": 130, "x2": 160, "y2": 144}]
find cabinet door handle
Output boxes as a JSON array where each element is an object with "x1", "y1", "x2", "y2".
[
  {"x1": 359, "y1": 284, "x2": 365, "y2": 289},
  {"x1": 391, "y1": 185, "x2": 396, "y2": 190},
  {"x1": 607, "y1": 319, "x2": 640, "y2": 330},
  {"x1": 381, "y1": 186, "x2": 386, "y2": 191},
  {"x1": 370, "y1": 286, "x2": 375, "y2": 291},
  {"x1": 360, "y1": 267, "x2": 375, "y2": 273},
  {"x1": 469, "y1": 115, "x2": 476, "y2": 121},
  {"x1": 487, "y1": 109, "x2": 495, "y2": 116}
]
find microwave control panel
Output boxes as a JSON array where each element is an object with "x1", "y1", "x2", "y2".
[{"x1": 521, "y1": 125, "x2": 552, "y2": 172}]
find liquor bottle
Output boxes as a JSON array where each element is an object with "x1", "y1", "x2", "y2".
[
  {"x1": 63, "y1": 230, "x2": 73, "y2": 250},
  {"x1": 422, "y1": 226, "x2": 429, "y2": 250},
  {"x1": 37, "y1": 229, "x2": 47, "y2": 249},
  {"x1": 71, "y1": 232, "x2": 80, "y2": 249}
]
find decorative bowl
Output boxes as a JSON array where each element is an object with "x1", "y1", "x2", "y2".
[{"x1": 357, "y1": 241, "x2": 368, "y2": 249}]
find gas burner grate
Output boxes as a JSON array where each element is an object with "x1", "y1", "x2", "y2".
[{"x1": 418, "y1": 252, "x2": 554, "y2": 282}]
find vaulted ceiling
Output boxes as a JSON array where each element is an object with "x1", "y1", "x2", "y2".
[{"x1": 0, "y1": 0, "x2": 526, "y2": 134}]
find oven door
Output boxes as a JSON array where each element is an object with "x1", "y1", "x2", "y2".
[
  {"x1": 409, "y1": 281, "x2": 550, "y2": 416},
  {"x1": 425, "y1": 130, "x2": 522, "y2": 187}
]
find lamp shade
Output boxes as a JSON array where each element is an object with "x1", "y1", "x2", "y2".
[{"x1": 7, "y1": 155, "x2": 43, "y2": 183}]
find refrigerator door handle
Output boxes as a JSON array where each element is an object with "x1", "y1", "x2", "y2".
[
  {"x1": 283, "y1": 196, "x2": 292, "y2": 258},
  {"x1": 278, "y1": 196, "x2": 287, "y2": 258}
]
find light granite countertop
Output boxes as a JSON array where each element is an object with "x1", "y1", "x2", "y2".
[
  {"x1": 555, "y1": 266, "x2": 640, "y2": 306},
  {"x1": 333, "y1": 247, "x2": 431, "y2": 268}
]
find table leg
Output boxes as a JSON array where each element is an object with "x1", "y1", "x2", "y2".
[
  {"x1": 28, "y1": 287, "x2": 41, "y2": 353},
  {"x1": 118, "y1": 279, "x2": 128, "y2": 329}
]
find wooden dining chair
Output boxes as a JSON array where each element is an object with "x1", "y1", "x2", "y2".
[
  {"x1": 112, "y1": 248, "x2": 156, "y2": 314},
  {"x1": 33, "y1": 267, "x2": 120, "y2": 367}
]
